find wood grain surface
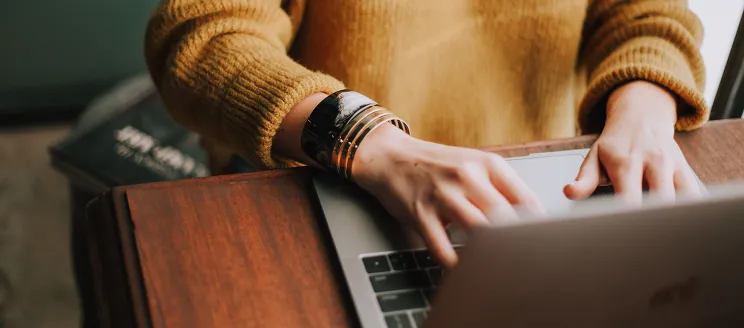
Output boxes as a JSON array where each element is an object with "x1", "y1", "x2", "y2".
[{"x1": 93, "y1": 119, "x2": 744, "y2": 327}]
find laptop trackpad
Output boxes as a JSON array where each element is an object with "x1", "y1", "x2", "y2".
[
  {"x1": 448, "y1": 154, "x2": 586, "y2": 244},
  {"x1": 507, "y1": 154, "x2": 585, "y2": 215}
]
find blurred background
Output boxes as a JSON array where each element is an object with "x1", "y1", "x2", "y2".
[
  {"x1": 0, "y1": 1, "x2": 742, "y2": 327},
  {"x1": 1, "y1": 1, "x2": 158, "y2": 123}
]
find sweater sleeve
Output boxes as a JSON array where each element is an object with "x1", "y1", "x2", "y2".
[
  {"x1": 578, "y1": 0, "x2": 708, "y2": 134},
  {"x1": 145, "y1": 0, "x2": 345, "y2": 169}
]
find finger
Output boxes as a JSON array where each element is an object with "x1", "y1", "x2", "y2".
[
  {"x1": 417, "y1": 212, "x2": 457, "y2": 269},
  {"x1": 487, "y1": 158, "x2": 544, "y2": 213},
  {"x1": 607, "y1": 155, "x2": 644, "y2": 204},
  {"x1": 484, "y1": 203, "x2": 520, "y2": 226},
  {"x1": 437, "y1": 193, "x2": 489, "y2": 230},
  {"x1": 479, "y1": 191, "x2": 520, "y2": 225},
  {"x1": 459, "y1": 177, "x2": 520, "y2": 221},
  {"x1": 564, "y1": 146, "x2": 601, "y2": 200},
  {"x1": 645, "y1": 159, "x2": 675, "y2": 201},
  {"x1": 674, "y1": 163, "x2": 703, "y2": 198}
]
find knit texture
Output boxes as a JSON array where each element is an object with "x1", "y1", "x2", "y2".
[{"x1": 145, "y1": 0, "x2": 707, "y2": 169}]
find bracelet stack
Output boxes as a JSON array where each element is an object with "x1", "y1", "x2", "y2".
[
  {"x1": 333, "y1": 105, "x2": 410, "y2": 179},
  {"x1": 301, "y1": 90, "x2": 410, "y2": 180}
]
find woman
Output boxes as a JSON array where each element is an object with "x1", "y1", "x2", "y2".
[{"x1": 145, "y1": 0, "x2": 707, "y2": 268}]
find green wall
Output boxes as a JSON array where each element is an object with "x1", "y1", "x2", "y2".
[{"x1": 0, "y1": 0, "x2": 160, "y2": 112}]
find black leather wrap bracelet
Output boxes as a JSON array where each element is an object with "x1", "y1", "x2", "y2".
[{"x1": 301, "y1": 89, "x2": 378, "y2": 170}]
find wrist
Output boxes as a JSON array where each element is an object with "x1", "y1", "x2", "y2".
[
  {"x1": 351, "y1": 122, "x2": 414, "y2": 182},
  {"x1": 606, "y1": 81, "x2": 677, "y2": 127}
]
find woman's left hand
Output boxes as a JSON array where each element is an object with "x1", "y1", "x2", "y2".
[{"x1": 564, "y1": 81, "x2": 702, "y2": 202}]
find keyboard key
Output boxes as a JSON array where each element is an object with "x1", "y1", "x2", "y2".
[
  {"x1": 414, "y1": 251, "x2": 438, "y2": 267},
  {"x1": 428, "y1": 268, "x2": 443, "y2": 286},
  {"x1": 385, "y1": 313, "x2": 413, "y2": 328},
  {"x1": 370, "y1": 270, "x2": 431, "y2": 292},
  {"x1": 377, "y1": 291, "x2": 427, "y2": 312},
  {"x1": 412, "y1": 311, "x2": 428, "y2": 327},
  {"x1": 363, "y1": 255, "x2": 391, "y2": 273},
  {"x1": 388, "y1": 252, "x2": 417, "y2": 271}
]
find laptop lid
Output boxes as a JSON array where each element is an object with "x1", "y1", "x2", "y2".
[{"x1": 426, "y1": 183, "x2": 744, "y2": 328}]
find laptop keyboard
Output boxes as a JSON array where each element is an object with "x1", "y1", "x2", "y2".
[
  {"x1": 355, "y1": 185, "x2": 615, "y2": 327},
  {"x1": 361, "y1": 246, "x2": 462, "y2": 328}
]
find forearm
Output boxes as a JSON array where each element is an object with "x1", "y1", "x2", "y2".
[
  {"x1": 272, "y1": 93, "x2": 327, "y2": 168},
  {"x1": 578, "y1": 0, "x2": 707, "y2": 133},
  {"x1": 145, "y1": 0, "x2": 344, "y2": 169}
]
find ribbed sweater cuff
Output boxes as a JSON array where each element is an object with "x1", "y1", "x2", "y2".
[
  {"x1": 219, "y1": 60, "x2": 345, "y2": 169},
  {"x1": 579, "y1": 37, "x2": 709, "y2": 134}
]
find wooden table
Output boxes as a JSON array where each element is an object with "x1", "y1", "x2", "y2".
[{"x1": 81, "y1": 119, "x2": 744, "y2": 328}]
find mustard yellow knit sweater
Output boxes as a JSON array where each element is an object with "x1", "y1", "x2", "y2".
[{"x1": 145, "y1": 0, "x2": 707, "y2": 169}]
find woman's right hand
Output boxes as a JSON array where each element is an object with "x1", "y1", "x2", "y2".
[{"x1": 352, "y1": 124, "x2": 544, "y2": 269}]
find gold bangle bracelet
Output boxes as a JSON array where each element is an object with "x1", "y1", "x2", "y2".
[
  {"x1": 338, "y1": 110, "x2": 409, "y2": 180},
  {"x1": 339, "y1": 112, "x2": 395, "y2": 179},
  {"x1": 336, "y1": 108, "x2": 392, "y2": 177},
  {"x1": 342, "y1": 115, "x2": 400, "y2": 180},
  {"x1": 332, "y1": 106, "x2": 386, "y2": 175},
  {"x1": 330, "y1": 106, "x2": 410, "y2": 180}
]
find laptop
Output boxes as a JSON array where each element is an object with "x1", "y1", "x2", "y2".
[
  {"x1": 425, "y1": 183, "x2": 744, "y2": 328},
  {"x1": 311, "y1": 149, "x2": 727, "y2": 328}
]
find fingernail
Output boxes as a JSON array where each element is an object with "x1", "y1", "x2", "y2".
[{"x1": 565, "y1": 182, "x2": 578, "y2": 194}]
